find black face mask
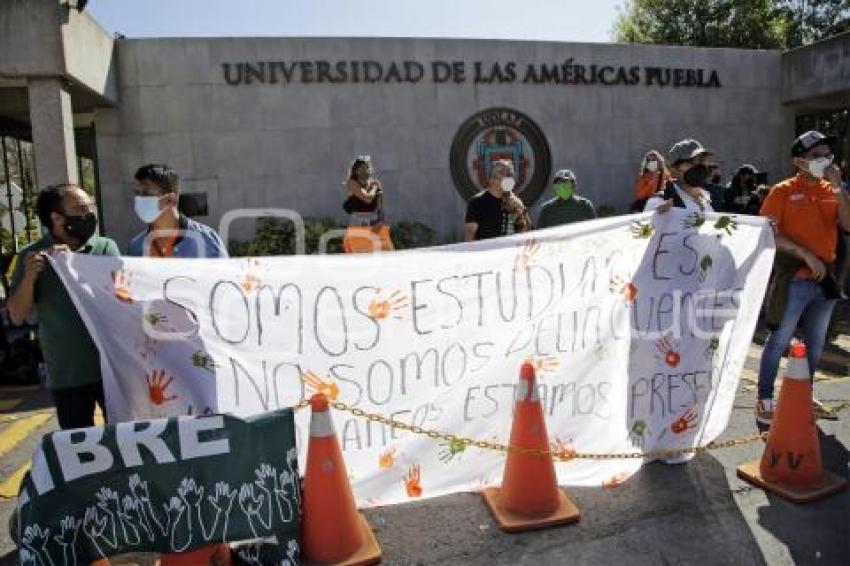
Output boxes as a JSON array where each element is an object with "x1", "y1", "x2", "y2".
[
  {"x1": 682, "y1": 164, "x2": 709, "y2": 188},
  {"x1": 64, "y1": 213, "x2": 98, "y2": 242}
]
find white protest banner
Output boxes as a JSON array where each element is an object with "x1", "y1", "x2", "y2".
[{"x1": 50, "y1": 209, "x2": 774, "y2": 506}]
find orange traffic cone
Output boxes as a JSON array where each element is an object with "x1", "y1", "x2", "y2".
[
  {"x1": 482, "y1": 362, "x2": 580, "y2": 532},
  {"x1": 737, "y1": 340, "x2": 846, "y2": 502},
  {"x1": 301, "y1": 393, "x2": 381, "y2": 565}
]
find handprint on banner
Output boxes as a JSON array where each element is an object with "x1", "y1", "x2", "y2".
[
  {"x1": 237, "y1": 542, "x2": 262, "y2": 565},
  {"x1": 18, "y1": 548, "x2": 37, "y2": 566},
  {"x1": 145, "y1": 369, "x2": 178, "y2": 405},
  {"x1": 138, "y1": 335, "x2": 159, "y2": 361},
  {"x1": 300, "y1": 371, "x2": 339, "y2": 401},
  {"x1": 683, "y1": 212, "x2": 706, "y2": 229},
  {"x1": 97, "y1": 486, "x2": 140, "y2": 546},
  {"x1": 704, "y1": 335, "x2": 720, "y2": 360},
  {"x1": 550, "y1": 437, "x2": 577, "y2": 462},
  {"x1": 123, "y1": 495, "x2": 154, "y2": 543},
  {"x1": 630, "y1": 220, "x2": 654, "y2": 239},
  {"x1": 403, "y1": 464, "x2": 423, "y2": 497},
  {"x1": 378, "y1": 447, "x2": 398, "y2": 469},
  {"x1": 655, "y1": 334, "x2": 681, "y2": 368},
  {"x1": 206, "y1": 481, "x2": 238, "y2": 542},
  {"x1": 21, "y1": 524, "x2": 52, "y2": 566},
  {"x1": 609, "y1": 275, "x2": 638, "y2": 303},
  {"x1": 111, "y1": 269, "x2": 134, "y2": 304},
  {"x1": 190, "y1": 350, "x2": 218, "y2": 373},
  {"x1": 238, "y1": 484, "x2": 266, "y2": 539},
  {"x1": 593, "y1": 342, "x2": 610, "y2": 362},
  {"x1": 240, "y1": 259, "x2": 264, "y2": 293},
  {"x1": 93, "y1": 489, "x2": 119, "y2": 548},
  {"x1": 671, "y1": 406, "x2": 699, "y2": 434},
  {"x1": 713, "y1": 215, "x2": 739, "y2": 237},
  {"x1": 526, "y1": 355, "x2": 560, "y2": 377},
  {"x1": 629, "y1": 420, "x2": 648, "y2": 448},
  {"x1": 54, "y1": 515, "x2": 81, "y2": 566},
  {"x1": 514, "y1": 238, "x2": 540, "y2": 271},
  {"x1": 82, "y1": 506, "x2": 115, "y2": 557},
  {"x1": 143, "y1": 311, "x2": 168, "y2": 327},
  {"x1": 602, "y1": 472, "x2": 631, "y2": 489},
  {"x1": 252, "y1": 465, "x2": 276, "y2": 529},
  {"x1": 367, "y1": 289, "x2": 410, "y2": 321},
  {"x1": 438, "y1": 438, "x2": 468, "y2": 463},
  {"x1": 177, "y1": 478, "x2": 205, "y2": 537},
  {"x1": 285, "y1": 447, "x2": 300, "y2": 508},
  {"x1": 697, "y1": 254, "x2": 713, "y2": 283}
]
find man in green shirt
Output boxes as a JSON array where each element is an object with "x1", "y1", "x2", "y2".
[
  {"x1": 537, "y1": 169, "x2": 597, "y2": 229},
  {"x1": 7, "y1": 184, "x2": 119, "y2": 429}
]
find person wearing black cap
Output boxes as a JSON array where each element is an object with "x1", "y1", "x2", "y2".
[
  {"x1": 644, "y1": 139, "x2": 714, "y2": 214},
  {"x1": 757, "y1": 130, "x2": 850, "y2": 428},
  {"x1": 723, "y1": 164, "x2": 759, "y2": 214},
  {"x1": 537, "y1": 169, "x2": 596, "y2": 229}
]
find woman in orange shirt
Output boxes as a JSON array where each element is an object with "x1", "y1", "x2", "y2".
[
  {"x1": 342, "y1": 155, "x2": 395, "y2": 253},
  {"x1": 630, "y1": 150, "x2": 670, "y2": 212}
]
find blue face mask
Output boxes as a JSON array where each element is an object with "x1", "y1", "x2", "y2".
[{"x1": 134, "y1": 195, "x2": 164, "y2": 224}]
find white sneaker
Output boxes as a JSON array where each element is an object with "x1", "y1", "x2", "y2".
[{"x1": 755, "y1": 398, "x2": 775, "y2": 427}]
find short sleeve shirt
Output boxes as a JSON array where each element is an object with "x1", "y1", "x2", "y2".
[
  {"x1": 8, "y1": 234, "x2": 120, "y2": 390},
  {"x1": 537, "y1": 196, "x2": 596, "y2": 229},
  {"x1": 760, "y1": 173, "x2": 838, "y2": 265},
  {"x1": 128, "y1": 215, "x2": 229, "y2": 258},
  {"x1": 644, "y1": 184, "x2": 714, "y2": 214},
  {"x1": 465, "y1": 191, "x2": 513, "y2": 240}
]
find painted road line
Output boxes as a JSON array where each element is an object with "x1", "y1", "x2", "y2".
[
  {"x1": 0, "y1": 462, "x2": 30, "y2": 499},
  {"x1": 0, "y1": 412, "x2": 52, "y2": 425},
  {"x1": 0, "y1": 399, "x2": 22, "y2": 412},
  {"x1": 0, "y1": 413, "x2": 53, "y2": 459}
]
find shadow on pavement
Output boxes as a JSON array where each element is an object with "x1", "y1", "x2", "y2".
[
  {"x1": 364, "y1": 453, "x2": 767, "y2": 565},
  {"x1": 756, "y1": 431, "x2": 850, "y2": 566}
]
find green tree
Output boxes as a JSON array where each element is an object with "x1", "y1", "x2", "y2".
[
  {"x1": 775, "y1": 0, "x2": 850, "y2": 47},
  {"x1": 614, "y1": 0, "x2": 788, "y2": 48}
]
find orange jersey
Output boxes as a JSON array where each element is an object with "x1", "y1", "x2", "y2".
[{"x1": 634, "y1": 171, "x2": 667, "y2": 201}]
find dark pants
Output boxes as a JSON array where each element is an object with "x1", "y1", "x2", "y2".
[{"x1": 51, "y1": 382, "x2": 106, "y2": 429}]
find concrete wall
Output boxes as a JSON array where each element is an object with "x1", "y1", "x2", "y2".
[
  {"x1": 94, "y1": 37, "x2": 789, "y2": 248},
  {"x1": 782, "y1": 32, "x2": 850, "y2": 104},
  {"x1": 0, "y1": 0, "x2": 63, "y2": 77},
  {"x1": 61, "y1": 8, "x2": 117, "y2": 103}
]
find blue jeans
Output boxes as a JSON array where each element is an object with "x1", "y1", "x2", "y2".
[{"x1": 758, "y1": 278, "x2": 836, "y2": 399}]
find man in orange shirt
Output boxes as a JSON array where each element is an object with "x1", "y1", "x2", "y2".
[{"x1": 757, "y1": 131, "x2": 850, "y2": 427}]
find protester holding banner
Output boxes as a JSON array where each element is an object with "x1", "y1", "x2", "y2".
[
  {"x1": 724, "y1": 164, "x2": 759, "y2": 214},
  {"x1": 757, "y1": 131, "x2": 850, "y2": 426},
  {"x1": 128, "y1": 164, "x2": 228, "y2": 258},
  {"x1": 644, "y1": 139, "x2": 715, "y2": 214},
  {"x1": 6, "y1": 184, "x2": 119, "y2": 429},
  {"x1": 464, "y1": 159, "x2": 531, "y2": 240},
  {"x1": 342, "y1": 155, "x2": 395, "y2": 253},
  {"x1": 537, "y1": 169, "x2": 596, "y2": 229},
  {"x1": 630, "y1": 150, "x2": 670, "y2": 212}
]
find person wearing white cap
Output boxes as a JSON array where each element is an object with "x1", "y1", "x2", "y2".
[
  {"x1": 644, "y1": 139, "x2": 715, "y2": 214},
  {"x1": 537, "y1": 169, "x2": 596, "y2": 229},
  {"x1": 464, "y1": 159, "x2": 531, "y2": 241}
]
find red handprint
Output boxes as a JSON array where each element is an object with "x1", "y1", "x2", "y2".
[
  {"x1": 145, "y1": 370, "x2": 177, "y2": 405},
  {"x1": 111, "y1": 270, "x2": 134, "y2": 304},
  {"x1": 404, "y1": 464, "x2": 422, "y2": 497},
  {"x1": 656, "y1": 335, "x2": 681, "y2": 368},
  {"x1": 671, "y1": 407, "x2": 699, "y2": 434}
]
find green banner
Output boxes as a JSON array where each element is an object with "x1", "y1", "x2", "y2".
[{"x1": 17, "y1": 409, "x2": 299, "y2": 565}]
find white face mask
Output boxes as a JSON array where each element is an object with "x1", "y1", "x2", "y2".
[
  {"x1": 134, "y1": 195, "x2": 165, "y2": 224},
  {"x1": 645, "y1": 161, "x2": 659, "y2": 172},
  {"x1": 807, "y1": 156, "x2": 833, "y2": 179},
  {"x1": 500, "y1": 177, "x2": 516, "y2": 192}
]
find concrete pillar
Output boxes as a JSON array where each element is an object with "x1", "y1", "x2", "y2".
[{"x1": 27, "y1": 77, "x2": 79, "y2": 187}]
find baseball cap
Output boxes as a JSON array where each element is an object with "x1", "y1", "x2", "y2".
[
  {"x1": 791, "y1": 130, "x2": 835, "y2": 157},
  {"x1": 737, "y1": 164, "x2": 758, "y2": 175},
  {"x1": 553, "y1": 169, "x2": 576, "y2": 183},
  {"x1": 667, "y1": 139, "x2": 713, "y2": 166}
]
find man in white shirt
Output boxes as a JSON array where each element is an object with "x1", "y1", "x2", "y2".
[{"x1": 644, "y1": 139, "x2": 715, "y2": 214}]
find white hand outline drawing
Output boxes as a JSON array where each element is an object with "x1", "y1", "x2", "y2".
[
  {"x1": 21, "y1": 524, "x2": 54, "y2": 566},
  {"x1": 205, "y1": 481, "x2": 238, "y2": 543},
  {"x1": 122, "y1": 495, "x2": 154, "y2": 543},
  {"x1": 253, "y1": 464, "x2": 276, "y2": 529},
  {"x1": 275, "y1": 469, "x2": 296, "y2": 523},
  {"x1": 53, "y1": 516, "x2": 81, "y2": 566},
  {"x1": 82, "y1": 506, "x2": 114, "y2": 558},
  {"x1": 285, "y1": 447, "x2": 300, "y2": 508},
  {"x1": 236, "y1": 542, "x2": 262, "y2": 565},
  {"x1": 129, "y1": 473, "x2": 164, "y2": 537},
  {"x1": 161, "y1": 497, "x2": 191, "y2": 553},
  {"x1": 96, "y1": 487, "x2": 138, "y2": 546},
  {"x1": 238, "y1": 484, "x2": 265, "y2": 539}
]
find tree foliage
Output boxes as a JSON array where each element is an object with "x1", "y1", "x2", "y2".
[{"x1": 614, "y1": 0, "x2": 850, "y2": 49}]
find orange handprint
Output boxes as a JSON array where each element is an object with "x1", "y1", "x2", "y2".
[
  {"x1": 111, "y1": 270, "x2": 134, "y2": 304},
  {"x1": 145, "y1": 369, "x2": 177, "y2": 405},
  {"x1": 550, "y1": 437, "x2": 577, "y2": 462},
  {"x1": 526, "y1": 355, "x2": 561, "y2": 377},
  {"x1": 609, "y1": 275, "x2": 637, "y2": 303},
  {"x1": 367, "y1": 289, "x2": 410, "y2": 321},
  {"x1": 514, "y1": 238, "x2": 540, "y2": 271},
  {"x1": 670, "y1": 406, "x2": 699, "y2": 434},
  {"x1": 404, "y1": 464, "x2": 422, "y2": 497},
  {"x1": 300, "y1": 371, "x2": 340, "y2": 401},
  {"x1": 656, "y1": 334, "x2": 681, "y2": 368},
  {"x1": 240, "y1": 260, "x2": 263, "y2": 293},
  {"x1": 602, "y1": 472, "x2": 630, "y2": 489},
  {"x1": 378, "y1": 447, "x2": 397, "y2": 469}
]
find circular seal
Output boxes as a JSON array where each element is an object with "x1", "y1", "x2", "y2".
[{"x1": 449, "y1": 107, "x2": 551, "y2": 205}]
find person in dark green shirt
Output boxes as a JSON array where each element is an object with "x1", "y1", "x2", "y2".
[
  {"x1": 7, "y1": 184, "x2": 119, "y2": 429},
  {"x1": 537, "y1": 169, "x2": 596, "y2": 229}
]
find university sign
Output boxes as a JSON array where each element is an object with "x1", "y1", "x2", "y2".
[{"x1": 221, "y1": 59, "x2": 722, "y2": 88}]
